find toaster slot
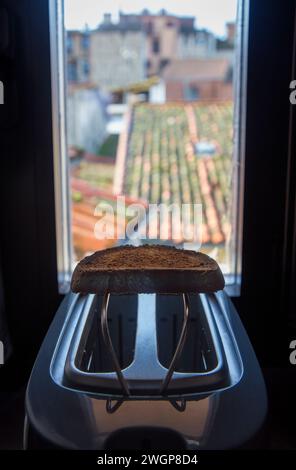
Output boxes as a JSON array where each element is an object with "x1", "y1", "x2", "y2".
[
  {"x1": 156, "y1": 294, "x2": 218, "y2": 373},
  {"x1": 79, "y1": 294, "x2": 137, "y2": 373}
]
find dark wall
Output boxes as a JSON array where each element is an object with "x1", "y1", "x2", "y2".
[
  {"x1": 235, "y1": 0, "x2": 296, "y2": 367},
  {"x1": 0, "y1": 0, "x2": 60, "y2": 387}
]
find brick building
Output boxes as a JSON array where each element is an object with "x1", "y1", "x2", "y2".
[{"x1": 162, "y1": 58, "x2": 232, "y2": 101}]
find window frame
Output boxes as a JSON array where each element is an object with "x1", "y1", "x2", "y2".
[
  {"x1": 49, "y1": 0, "x2": 73, "y2": 293},
  {"x1": 52, "y1": 0, "x2": 247, "y2": 295},
  {"x1": 50, "y1": 0, "x2": 296, "y2": 368},
  {"x1": 233, "y1": 0, "x2": 296, "y2": 367}
]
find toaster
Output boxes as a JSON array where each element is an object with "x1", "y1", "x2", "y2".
[{"x1": 25, "y1": 290, "x2": 267, "y2": 449}]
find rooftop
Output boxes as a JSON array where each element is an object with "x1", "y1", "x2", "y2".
[{"x1": 115, "y1": 102, "x2": 233, "y2": 246}]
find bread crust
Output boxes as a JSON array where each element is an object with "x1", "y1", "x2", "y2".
[{"x1": 71, "y1": 245, "x2": 225, "y2": 294}]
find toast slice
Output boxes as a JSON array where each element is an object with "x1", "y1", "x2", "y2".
[{"x1": 71, "y1": 245, "x2": 224, "y2": 294}]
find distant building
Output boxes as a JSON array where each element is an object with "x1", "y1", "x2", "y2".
[
  {"x1": 66, "y1": 12, "x2": 234, "y2": 100},
  {"x1": 67, "y1": 84, "x2": 107, "y2": 154},
  {"x1": 215, "y1": 22, "x2": 236, "y2": 60},
  {"x1": 119, "y1": 10, "x2": 216, "y2": 76},
  {"x1": 177, "y1": 28, "x2": 216, "y2": 60},
  {"x1": 89, "y1": 14, "x2": 146, "y2": 90},
  {"x1": 162, "y1": 58, "x2": 233, "y2": 101},
  {"x1": 106, "y1": 103, "x2": 128, "y2": 134},
  {"x1": 66, "y1": 30, "x2": 90, "y2": 83},
  {"x1": 226, "y1": 22, "x2": 236, "y2": 45},
  {"x1": 149, "y1": 80, "x2": 166, "y2": 104}
]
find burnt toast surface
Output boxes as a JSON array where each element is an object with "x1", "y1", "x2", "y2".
[{"x1": 71, "y1": 245, "x2": 224, "y2": 294}]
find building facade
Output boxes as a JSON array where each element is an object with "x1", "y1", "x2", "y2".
[
  {"x1": 89, "y1": 15, "x2": 146, "y2": 90},
  {"x1": 66, "y1": 12, "x2": 235, "y2": 101},
  {"x1": 66, "y1": 30, "x2": 90, "y2": 83},
  {"x1": 162, "y1": 58, "x2": 233, "y2": 101},
  {"x1": 67, "y1": 84, "x2": 107, "y2": 154},
  {"x1": 119, "y1": 10, "x2": 216, "y2": 76}
]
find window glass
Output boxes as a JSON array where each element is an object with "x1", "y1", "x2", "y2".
[{"x1": 60, "y1": 0, "x2": 241, "y2": 281}]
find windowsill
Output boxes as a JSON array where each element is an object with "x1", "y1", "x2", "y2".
[{"x1": 224, "y1": 274, "x2": 241, "y2": 297}]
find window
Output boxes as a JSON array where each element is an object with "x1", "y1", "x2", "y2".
[
  {"x1": 82, "y1": 60, "x2": 89, "y2": 77},
  {"x1": 152, "y1": 37, "x2": 160, "y2": 54},
  {"x1": 66, "y1": 34, "x2": 73, "y2": 53},
  {"x1": 67, "y1": 61, "x2": 77, "y2": 82},
  {"x1": 81, "y1": 34, "x2": 89, "y2": 50},
  {"x1": 159, "y1": 58, "x2": 170, "y2": 70},
  {"x1": 51, "y1": 0, "x2": 246, "y2": 293},
  {"x1": 145, "y1": 21, "x2": 153, "y2": 34},
  {"x1": 184, "y1": 84, "x2": 200, "y2": 101}
]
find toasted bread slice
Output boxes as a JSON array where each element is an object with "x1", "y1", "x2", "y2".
[{"x1": 71, "y1": 245, "x2": 224, "y2": 294}]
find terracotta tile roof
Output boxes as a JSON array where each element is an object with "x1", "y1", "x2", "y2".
[{"x1": 115, "y1": 102, "x2": 233, "y2": 246}]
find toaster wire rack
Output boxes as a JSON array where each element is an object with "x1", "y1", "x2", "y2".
[
  {"x1": 101, "y1": 292, "x2": 190, "y2": 411},
  {"x1": 56, "y1": 291, "x2": 239, "y2": 415}
]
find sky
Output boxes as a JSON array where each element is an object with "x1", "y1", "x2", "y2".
[{"x1": 64, "y1": 0, "x2": 237, "y2": 38}]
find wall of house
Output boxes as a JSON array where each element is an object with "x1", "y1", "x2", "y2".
[
  {"x1": 90, "y1": 30, "x2": 146, "y2": 89},
  {"x1": 166, "y1": 80, "x2": 233, "y2": 101},
  {"x1": 67, "y1": 88, "x2": 107, "y2": 153},
  {"x1": 141, "y1": 15, "x2": 179, "y2": 75},
  {"x1": 177, "y1": 31, "x2": 216, "y2": 59},
  {"x1": 143, "y1": 16, "x2": 216, "y2": 75},
  {"x1": 67, "y1": 31, "x2": 90, "y2": 83}
]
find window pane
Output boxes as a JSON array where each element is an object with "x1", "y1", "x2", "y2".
[{"x1": 60, "y1": 0, "x2": 242, "y2": 284}]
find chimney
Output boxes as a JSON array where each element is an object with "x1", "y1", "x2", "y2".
[
  {"x1": 226, "y1": 22, "x2": 235, "y2": 44},
  {"x1": 103, "y1": 13, "x2": 112, "y2": 25}
]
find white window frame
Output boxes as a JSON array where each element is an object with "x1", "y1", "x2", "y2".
[
  {"x1": 49, "y1": 0, "x2": 73, "y2": 293},
  {"x1": 49, "y1": 0, "x2": 249, "y2": 296}
]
